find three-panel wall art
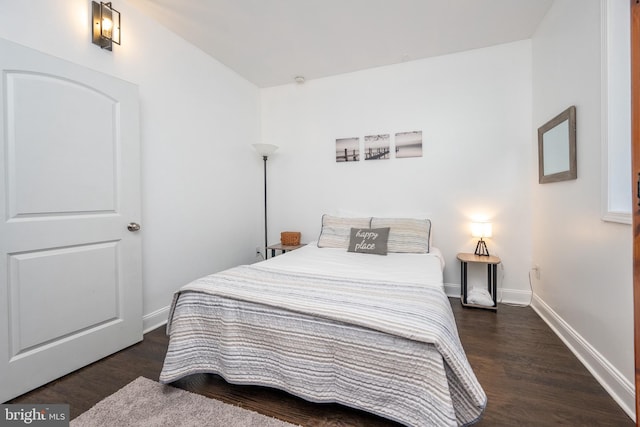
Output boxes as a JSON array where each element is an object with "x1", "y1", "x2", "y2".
[{"x1": 335, "y1": 131, "x2": 422, "y2": 162}]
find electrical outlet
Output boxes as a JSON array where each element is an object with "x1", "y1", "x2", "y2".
[{"x1": 532, "y1": 264, "x2": 540, "y2": 280}]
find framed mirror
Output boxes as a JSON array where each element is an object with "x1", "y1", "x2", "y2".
[{"x1": 537, "y1": 105, "x2": 577, "y2": 184}]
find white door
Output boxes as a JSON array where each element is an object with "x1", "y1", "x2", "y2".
[{"x1": 0, "y1": 39, "x2": 142, "y2": 402}]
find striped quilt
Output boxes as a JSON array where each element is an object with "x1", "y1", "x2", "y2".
[{"x1": 160, "y1": 264, "x2": 486, "y2": 426}]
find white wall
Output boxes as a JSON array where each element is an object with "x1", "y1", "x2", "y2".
[
  {"x1": 0, "y1": 0, "x2": 261, "y2": 330},
  {"x1": 532, "y1": 0, "x2": 634, "y2": 418},
  {"x1": 261, "y1": 41, "x2": 533, "y2": 301}
]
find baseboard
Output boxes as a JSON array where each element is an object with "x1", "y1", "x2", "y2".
[
  {"x1": 444, "y1": 282, "x2": 460, "y2": 298},
  {"x1": 444, "y1": 283, "x2": 532, "y2": 306},
  {"x1": 531, "y1": 294, "x2": 635, "y2": 422},
  {"x1": 143, "y1": 305, "x2": 170, "y2": 334}
]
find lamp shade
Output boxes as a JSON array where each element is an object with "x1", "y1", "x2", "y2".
[
  {"x1": 471, "y1": 222, "x2": 492, "y2": 238},
  {"x1": 252, "y1": 143, "x2": 279, "y2": 157}
]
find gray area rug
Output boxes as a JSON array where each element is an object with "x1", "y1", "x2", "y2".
[{"x1": 71, "y1": 377, "x2": 300, "y2": 427}]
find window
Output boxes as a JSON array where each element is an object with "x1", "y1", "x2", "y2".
[{"x1": 601, "y1": 0, "x2": 631, "y2": 224}]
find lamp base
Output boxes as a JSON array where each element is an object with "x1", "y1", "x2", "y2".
[{"x1": 474, "y1": 239, "x2": 490, "y2": 256}]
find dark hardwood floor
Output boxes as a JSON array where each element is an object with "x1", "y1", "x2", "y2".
[{"x1": 8, "y1": 299, "x2": 633, "y2": 426}]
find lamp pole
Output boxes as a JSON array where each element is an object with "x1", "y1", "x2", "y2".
[
  {"x1": 262, "y1": 154, "x2": 268, "y2": 257},
  {"x1": 252, "y1": 143, "x2": 278, "y2": 259}
]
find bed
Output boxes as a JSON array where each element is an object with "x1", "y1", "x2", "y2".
[{"x1": 159, "y1": 216, "x2": 486, "y2": 426}]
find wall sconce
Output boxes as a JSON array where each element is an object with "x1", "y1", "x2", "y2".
[
  {"x1": 471, "y1": 222, "x2": 492, "y2": 256},
  {"x1": 92, "y1": 2, "x2": 121, "y2": 51}
]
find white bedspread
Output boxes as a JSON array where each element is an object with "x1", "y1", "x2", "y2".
[{"x1": 160, "y1": 245, "x2": 486, "y2": 426}]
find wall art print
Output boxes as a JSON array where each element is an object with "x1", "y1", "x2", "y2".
[
  {"x1": 364, "y1": 134, "x2": 391, "y2": 160},
  {"x1": 395, "y1": 131, "x2": 422, "y2": 158},
  {"x1": 336, "y1": 137, "x2": 360, "y2": 162}
]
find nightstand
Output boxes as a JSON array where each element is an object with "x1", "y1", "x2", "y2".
[
  {"x1": 457, "y1": 252, "x2": 501, "y2": 311},
  {"x1": 266, "y1": 243, "x2": 305, "y2": 258}
]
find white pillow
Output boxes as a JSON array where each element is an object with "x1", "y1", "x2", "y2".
[
  {"x1": 467, "y1": 288, "x2": 495, "y2": 307},
  {"x1": 370, "y1": 217, "x2": 431, "y2": 253},
  {"x1": 317, "y1": 214, "x2": 371, "y2": 249}
]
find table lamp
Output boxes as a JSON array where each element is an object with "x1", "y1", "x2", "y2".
[{"x1": 471, "y1": 222, "x2": 492, "y2": 256}]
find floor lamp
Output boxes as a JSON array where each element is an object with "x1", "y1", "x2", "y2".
[{"x1": 253, "y1": 143, "x2": 279, "y2": 258}]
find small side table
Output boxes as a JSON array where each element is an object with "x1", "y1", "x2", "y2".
[
  {"x1": 457, "y1": 252, "x2": 501, "y2": 311},
  {"x1": 266, "y1": 243, "x2": 305, "y2": 258}
]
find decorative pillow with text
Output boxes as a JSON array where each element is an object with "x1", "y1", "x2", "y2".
[{"x1": 347, "y1": 227, "x2": 390, "y2": 255}]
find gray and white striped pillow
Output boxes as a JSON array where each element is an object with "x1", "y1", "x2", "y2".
[
  {"x1": 317, "y1": 215, "x2": 372, "y2": 249},
  {"x1": 370, "y1": 217, "x2": 431, "y2": 253}
]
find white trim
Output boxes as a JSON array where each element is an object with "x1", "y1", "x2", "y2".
[
  {"x1": 498, "y1": 288, "x2": 532, "y2": 306},
  {"x1": 143, "y1": 305, "x2": 170, "y2": 334},
  {"x1": 444, "y1": 283, "x2": 532, "y2": 306},
  {"x1": 531, "y1": 294, "x2": 635, "y2": 422},
  {"x1": 444, "y1": 282, "x2": 460, "y2": 298},
  {"x1": 602, "y1": 211, "x2": 632, "y2": 225}
]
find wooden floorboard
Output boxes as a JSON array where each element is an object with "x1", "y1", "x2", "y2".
[{"x1": 8, "y1": 299, "x2": 633, "y2": 426}]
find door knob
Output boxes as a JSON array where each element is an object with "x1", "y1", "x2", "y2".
[{"x1": 127, "y1": 222, "x2": 141, "y2": 232}]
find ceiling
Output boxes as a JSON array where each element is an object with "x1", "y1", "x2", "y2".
[{"x1": 126, "y1": 0, "x2": 554, "y2": 88}]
